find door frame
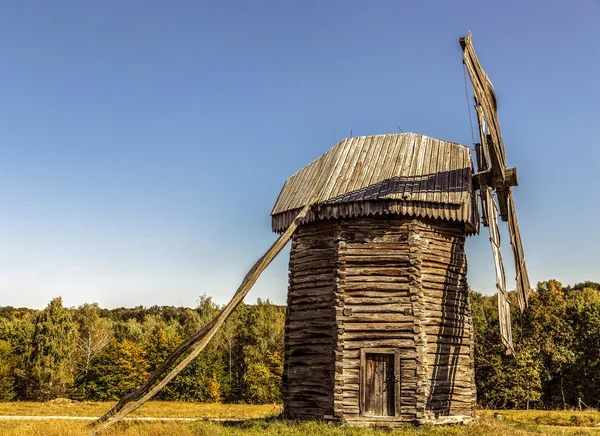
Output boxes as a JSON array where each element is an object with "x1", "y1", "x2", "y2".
[{"x1": 359, "y1": 348, "x2": 401, "y2": 418}]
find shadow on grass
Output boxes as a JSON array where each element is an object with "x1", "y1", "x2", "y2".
[
  {"x1": 217, "y1": 414, "x2": 287, "y2": 429},
  {"x1": 216, "y1": 415, "x2": 411, "y2": 434}
]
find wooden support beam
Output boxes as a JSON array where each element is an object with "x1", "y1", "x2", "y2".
[
  {"x1": 496, "y1": 188, "x2": 510, "y2": 222},
  {"x1": 493, "y1": 168, "x2": 518, "y2": 189},
  {"x1": 89, "y1": 199, "x2": 317, "y2": 435},
  {"x1": 472, "y1": 168, "x2": 518, "y2": 191},
  {"x1": 474, "y1": 143, "x2": 488, "y2": 172}
]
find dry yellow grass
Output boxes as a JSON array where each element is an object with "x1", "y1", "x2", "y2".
[
  {"x1": 0, "y1": 418, "x2": 599, "y2": 436},
  {"x1": 0, "y1": 401, "x2": 281, "y2": 419},
  {"x1": 0, "y1": 403, "x2": 598, "y2": 435},
  {"x1": 480, "y1": 409, "x2": 600, "y2": 427}
]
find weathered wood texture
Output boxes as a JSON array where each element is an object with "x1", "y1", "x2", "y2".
[
  {"x1": 416, "y1": 221, "x2": 476, "y2": 422},
  {"x1": 271, "y1": 133, "x2": 479, "y2": 234},
  {"x1": 336, "y1": 218, "x2": 418, "y2": 423},
  {"x1": 364, "y1": 353, "x2": 395, "y2": 417},
  {"x1": 283, "y1": 216, "x2": 476, "y2": 425},
  {"x1": 283, "y1": 221, "x2": 339, "y2": 419}
]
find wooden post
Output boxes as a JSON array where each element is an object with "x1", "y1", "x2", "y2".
[{"x1": 90, "y1": 200, "x2": 317, "y2": 435}]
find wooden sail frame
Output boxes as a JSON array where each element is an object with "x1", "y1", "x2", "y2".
[{"x1": 461, "y1": 31, "x2": 533, "y2": 353}]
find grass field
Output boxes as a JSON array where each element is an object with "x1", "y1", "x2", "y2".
[
  {"x1": 0, "y1": 400, "x2": 281, "y2": 419},
  {"x1": 0, "y1": 402, "x2": 598, "y2": 435}
]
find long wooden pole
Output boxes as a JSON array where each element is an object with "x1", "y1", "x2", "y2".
[{"x1": 90, "y1": 200, "x2": 316, "y2": 435}]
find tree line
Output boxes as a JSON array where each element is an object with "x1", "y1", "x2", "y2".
[
  {"x1": 473, "y1": 280, "x2": 600, "y2": 410},
  {"x1": 0, "y1": 280, "x2": 599, "y2": 409},
  {"x1": 0, "y1": 296, "x2": 284, "y2": 403}
]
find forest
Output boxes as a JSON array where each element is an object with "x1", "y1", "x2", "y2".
[{"x1": 0, "y1": 280, "x2": 599, "y2": 411}]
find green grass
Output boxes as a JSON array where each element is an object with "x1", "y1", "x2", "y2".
[{"x1": 0, "y1": 403, "x2": 598, "y2": 435}]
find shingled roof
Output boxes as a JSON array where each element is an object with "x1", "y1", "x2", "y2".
[{"x1": 271, "y1": 133, "x2": 479, "y2": 233}]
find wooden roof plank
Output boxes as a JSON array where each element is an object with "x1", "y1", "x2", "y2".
[{"x1": 271, "y1": 133, "x2": 475, "y2": 229}]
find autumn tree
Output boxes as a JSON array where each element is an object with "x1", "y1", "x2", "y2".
[{"x1": 84, "y1": 338, "x2": 149, "y2": 401}]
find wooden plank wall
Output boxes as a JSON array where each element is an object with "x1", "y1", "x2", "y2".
[
  {"x1": 283, "y1": 221, "x2": 339, "y2": 418},
  {"x1": 416, "y1": 220, "x2": 476, "y2": 420},
  {"x1": 335, "y1": 217, "x2": 421, "y2": 423},
  {"x1": 284, "y1": 216, "x2": 476, "y2": 424}
]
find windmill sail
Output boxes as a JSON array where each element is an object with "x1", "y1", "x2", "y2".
[
  {"x1": 460, "y1": 33, "x2": 506, "y2": 181},
  {"x1": 485, "y1": 187, "x2": 514, "y2": 354},
  {"x1": 507, "y1": 194, "x2": 532, "y2": 311},
  {"x1": 461, "y1": 32, "x2": 532, "y2": 354}
]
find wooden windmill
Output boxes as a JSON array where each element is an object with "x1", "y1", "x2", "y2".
[
  {"x1": 91, "y1": 33, "x2": 531, "y2": 433},
  {"x1": 268, "y1": 32, "x2": 531, "y2": 424}
]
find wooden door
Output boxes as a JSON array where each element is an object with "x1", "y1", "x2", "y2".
[{"x1": 363, "y1": 353, "x2": 395, "y2": 417}]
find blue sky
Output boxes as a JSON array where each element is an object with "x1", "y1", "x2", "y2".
[{"x1": 1, "y1": 1, "x2": 598, "y2": 309}]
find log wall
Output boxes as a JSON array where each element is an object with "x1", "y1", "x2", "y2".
[
  {"x1": 335, "y1": 217, "x2": 420, "y2": 423},
  {"x1": 283, "y1": 216, "x2": 476, "y2": 424},
  {"x1": 283, "y1": 221, "x2": 339, "y2": 418},
  {"x1": 416, "y1": 220, "x2": 476, "y2": 422}
]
